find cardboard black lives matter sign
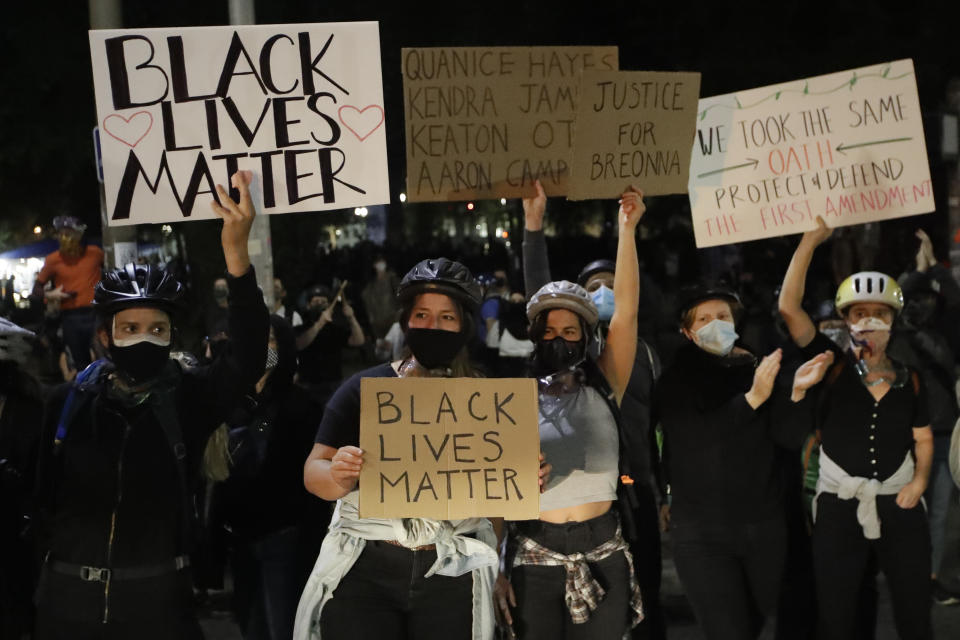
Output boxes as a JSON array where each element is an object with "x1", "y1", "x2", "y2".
[
  {"x1": 401, "y1": 46, "x2": 618, "y2": 202},
  {"x1": 358, "y1": 377, "x2": 540, "y2": 520},
  {"x1": 89, "y1": 23, "x2": 389, "y2": 226}
]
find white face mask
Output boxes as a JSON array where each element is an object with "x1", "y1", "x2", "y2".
[
  {"x1": 848, "y1": 317, "x2": 891, "y2": 357},
  {"x1": 112, "y1": 315, "x2": 172, "y2": 348},
  {"x1": 694, "y1": 319, "x2": 738, "y2": 356},
  {"x1": 849, "y1": 317, "x2": 892, "y2": 333}
]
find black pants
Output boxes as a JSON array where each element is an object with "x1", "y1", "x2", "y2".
[
  {"x1": 320, "y1": 540, "x2": 474, "y2": 640},
  {"x1": 813, "y1": 493, "x2": 931, "y2": 640},
  {"x1": 511, "y1": 510, "x2": 632, "y2": 640},
  {"x1": 33, "y1": 565, "x2": 202, "y2": 640},
  {"x1": 671, "y1": 516, "x2": 786, "y2": 640},
  {"x1": 627, "y1": 484, "x2": 665, "y2": 640}
]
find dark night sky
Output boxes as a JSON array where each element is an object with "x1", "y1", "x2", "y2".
[{"x1": 1, "y1": 0, "x2": 957, "y2": 249}]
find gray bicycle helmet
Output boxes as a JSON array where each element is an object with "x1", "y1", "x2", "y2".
[{"x1": 527, "y1": 281, "x2": 600, "y2": 329}]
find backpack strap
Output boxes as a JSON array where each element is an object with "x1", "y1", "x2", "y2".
[
  {"x1": 148, "y1": 371, "x2": 194, "y2": 551},
  {"x1": 54, "y1": 359, "x2": 110, "y2": 446},
  {"x1": 583, "y1": 361, "x2": 641, "y2": 542}
]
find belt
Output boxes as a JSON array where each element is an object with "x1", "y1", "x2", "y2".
[
  {"x1": 380, "y1": 540, "x2": 437, "y2": 552},
  {"x1": 47, "y1": 555, "x2": 190, "y2": 583}
]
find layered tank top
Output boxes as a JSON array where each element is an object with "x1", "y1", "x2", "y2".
[{"x1": 537, "y1": 384, "x2": 619, "y2": 512}]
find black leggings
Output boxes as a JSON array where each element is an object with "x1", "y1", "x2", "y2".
[
  {"x1": 813, "y1": 493, "x2": 931, "y2": 640},
  {"x1": 320, "y1": 540, "x2": 474, "y2": 640},
  {"x1": 670, "y1": 516, "x2": 786, "y2": 640},
  {"x1": 510, "y1": 511, "x2": 633, "y2": 640}
]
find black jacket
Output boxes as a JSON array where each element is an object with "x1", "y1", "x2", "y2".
[
  {"x1": 33, "y1": 267, "x2": 268, "y2": 621},
  {"x1": 655, "y1": 343, "x2": 785, "y2": 526}
]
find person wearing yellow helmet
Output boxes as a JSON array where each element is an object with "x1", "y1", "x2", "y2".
[{"x1": 778, "y1": 217, "x2": 934, "y2": 640}]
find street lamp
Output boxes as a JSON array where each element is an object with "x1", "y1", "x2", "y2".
[{"x1": 33, "y1": 226, "x2": 42, "y2": 235}]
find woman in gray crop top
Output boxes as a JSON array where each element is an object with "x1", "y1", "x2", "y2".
[{"x1": 494, "y1": 185, "x2": 645, "y2": 640}]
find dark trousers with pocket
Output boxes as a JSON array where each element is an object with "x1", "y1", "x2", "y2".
[
  {"x1": 670, "y1": 516, "x2": 787, "y2": 640},
  {"x1": 510, "y1": 510, "x2": 633, "y2": 640},
  {"x1": 813, "y1": 493, "x2": 931, "y2": 640},
  {"x1": 320, "y1": 540, "x2": 474, "y2": 640}
]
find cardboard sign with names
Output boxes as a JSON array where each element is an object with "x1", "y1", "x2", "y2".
[
  {"x1": 402, "y1": 46, "x2": 618, "y2": 202},
  {"x1": 358, "y1": 377, "x2": 540, "y2": 520},
  {"x1": 89, "y1": 22, "x2": 389, "y2": 226},
  {"x1": 568, "y1": 70, "x2": 701, "y2": 200},
  {"x1": 688, "y1": 59, "x2": 933, "y2": 247}
]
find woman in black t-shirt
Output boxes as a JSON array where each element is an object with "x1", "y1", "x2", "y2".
[
  {"x1": 779, "y1": 218, "x2": 934, "y2": 640},
  {"x1": 297, "y1": 258, "x2": 511, "y2": 640}
]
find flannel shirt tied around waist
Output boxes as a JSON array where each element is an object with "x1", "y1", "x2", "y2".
[{"x1": 512, "y1": 523, "x2": 644, "y2": 628}]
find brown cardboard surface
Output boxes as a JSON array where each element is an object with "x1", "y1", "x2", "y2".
[
  {"x1": 358, "y1": 377, "x2": 540, "y2": 520},
  {"x1": 568, "y1": 70, "x2": 701, "y2": 200},
  {"x1": 402, "y1": 46, "x2": 618, "y2": 202}
]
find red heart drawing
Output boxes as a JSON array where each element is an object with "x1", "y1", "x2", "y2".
[
  {"x1": 338, "y1": 105, "x2": 385, "y2": 142},
  {"x1": 102, "y1": 111, "x2": 154, "y2": 148}
]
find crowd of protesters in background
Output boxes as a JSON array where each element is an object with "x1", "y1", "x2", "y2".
[{"x1": 2, "y1": 179, "x2": 960, "y2": 639}]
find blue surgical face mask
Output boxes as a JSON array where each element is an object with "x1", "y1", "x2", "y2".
[
  {"x1": 590, "y1": 285, "x2": 615, "y2": 322},
  {"x1": 694, "y1": 319, "x2": 738, "y2": 356}
]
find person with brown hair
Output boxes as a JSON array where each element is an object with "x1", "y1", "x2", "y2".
[
  {"x1": 778, "y1": 218, "x2": 934, "y2": 640},
  {"x1": 298, "y1": 257, "x2": 539, "y2": 640}
]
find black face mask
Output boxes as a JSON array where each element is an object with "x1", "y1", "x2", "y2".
[
  {"x1": 405, "y1": 328, "x2": 468, "y2": 370},
  {"x1": 534, "y1": 336, "x2": 585, "y2": 375},
  {"x1": 109, "y1": 341, "x2": 172, "y2": 385}
]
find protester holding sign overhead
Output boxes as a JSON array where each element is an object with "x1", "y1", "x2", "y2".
[
  {"x1": 495, "y1": 186, "x2": 645, "y2": 640},
  {"x1": 32, "y1": 171, "x2": 269, "y2": 640},
  {"x1": 777, "y1": 218, "x2": 934, "y2": 640},
  {"x1": 520, "y1": 180, "x2": 666, "y2": 640},
  {"x1": 297, "y1": 258, "x2": 504, "y2": 640}
]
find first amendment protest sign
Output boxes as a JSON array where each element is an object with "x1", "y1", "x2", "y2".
[
  {"x1": 358, "y1": 377, "x2": 540, "y2": 520},
  {"x1": 402, "y1": 46, "x2": 618, "y2": 202},
  {"x1": 688, "y1": 59, "x2": 933, "y2": 247},
  {"x1": 89, "y1": 22, "x2": 389, "y2": 226}
]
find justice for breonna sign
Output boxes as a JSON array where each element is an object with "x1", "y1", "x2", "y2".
[{"x1": 89, "y1": 22, "x2": 389, "y2": 226}]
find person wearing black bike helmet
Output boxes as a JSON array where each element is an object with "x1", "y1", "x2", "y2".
[
  {"x1": 32, "y1": 171, "x2": 269, "y2": 640},
  {"x1": 652, "y1": 281, "x2": 799, "y2": 640},
  {"x1": 299, "y1": 257, "x2": 537, "y2": 640}
]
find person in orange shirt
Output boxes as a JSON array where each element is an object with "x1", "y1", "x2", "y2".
[{"x1": 34, "y1": 216, "x2": 104, "y2": 370}]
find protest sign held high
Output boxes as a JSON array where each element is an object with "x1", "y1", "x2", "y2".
[
  {"x1": 358, "y1": 377, "x2": 540, "y2": 520},
  {"x1": 89, "y1": 22, "x2": 389, "y2": 226},
  {"x1": 688, "y1": 59, "x2": 933, "y2": 247},
  {"x1": 568, "y1": 70, "x2": 701, "y2": 200},
  {"x1": 402, "y1": 46, "x2": 618, "y2": 202}
]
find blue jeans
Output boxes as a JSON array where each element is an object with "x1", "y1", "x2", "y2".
[{"x1": 60, "y1": 308, "x2": 97, "y2": 370}]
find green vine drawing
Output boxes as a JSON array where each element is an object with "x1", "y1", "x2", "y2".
[{"x1": 698, "y1": 64, "x2": 913, "y2": 121}]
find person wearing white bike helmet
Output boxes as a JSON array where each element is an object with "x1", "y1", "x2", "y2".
[{"x1": 778, "y1": 218, "x2": 933, "y2": 640}]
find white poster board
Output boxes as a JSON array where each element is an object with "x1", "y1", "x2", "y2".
[
  {"x1": 688, "y1": 59, "x2": 933, "y2": 247},
  {"x1": 89, "y1": 22, "x2": 389, "y2": 226}
]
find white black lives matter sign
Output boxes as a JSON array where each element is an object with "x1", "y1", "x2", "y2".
[{"x1": 89, "y1": 23, "x2": 389, "y2": 226}]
